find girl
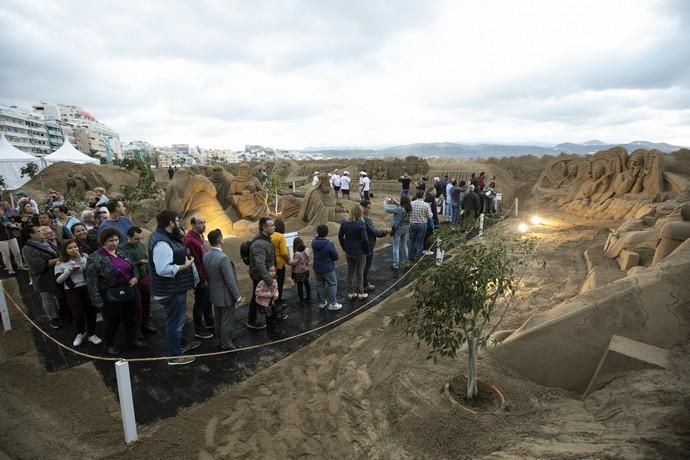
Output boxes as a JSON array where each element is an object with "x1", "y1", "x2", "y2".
[
  {"x1": 254, "y1": 266, "x2": 280, "y2": 336},
  {"x1": 55, "y1": 240, "x2": 101, "y2": 347},
  {"x1": 288, "y1": 237, "x2": 311, "y2": 303}
]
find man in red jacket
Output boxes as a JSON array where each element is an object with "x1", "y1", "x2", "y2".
[{"x1": 183, "y1": 215, "x2": 214, "y2": 339}]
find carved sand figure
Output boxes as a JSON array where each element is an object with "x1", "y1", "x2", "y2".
[
  {"x1": 164, "y1": 168, "x2": 235, "y2": 235},
  {"x1": 227, "y1": 163, "x2": 268, "y2": 221},
  {"x1": 653, "y1": 203, "x2": 690, "y2": 263},
  {"x1": 66, "y1": 172, "x2": 89, "y2": 196},
  {"x1": 207, "y1": 166, "x2": 235, "y2": 210},
  {"x1": 298, "y1": 173, "x2": 347, "y2": 226}
]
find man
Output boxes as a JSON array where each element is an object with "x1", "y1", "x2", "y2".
[
  {"x1": 44, "y1": 190, "x2": 64, "y2": 212},
  {"x1": 330, "y1": 170, "x2": 341, "y2": 198},
  {"x1": 398, "y1": 172, "x2": 411, "y2": 197},
  {"x1": 445, "y1": 178, "x2": 454, "y2": 219},
  {"x1": 94, "y1": 187, "x2": 109, "y2": 208},
  {"x1": 99, "y1": 199, "x2": 133, "y2": 242},
  {"x1": 149, "y1": 210, "x2": 199, "y2": 366},
  {"x1": 359, "y1": 172, "x2": 371, "y2": 201},
  {"x1": 22, "y1": 225, "x2": 61, "y2": 329},
  {"x1": 361, "y1": 200, "x2": 388, "y2": 292},
  {"x1": 408, "y1": 191, "x2": 433, "y2": 261},
  {"x1": 15, "y1": 191, "x2": 39, "y2": 214},
  {"x1": 203, "y1": 229, "x2": 241, "y2": 351},
  {"x1": 53, "y1": 205, "x2": 78, "y2": 240},
  {"x1": 461, "y1": 184, "x2": 481, "y2": 228},
  {"x1": 183, "y1": 215, "x2": 214, "y2": 339},
  {"x1": 120, "y1": 226, "x2": 157, "y2": 335},
  {"x1": 340, "y1": 171, "x2": 351, "y2": 200},
  {"x1": 451, "y1": 180, "x2": 467, "y2": 225},
  {"x1": 87, "y1": 208, "x2": 108, "y2": 249},
  {"x1": 247, "y1": 216, "x2": 276, "y2": 330},
  {"x1": 168, "y1": 166, "x2": 175, "y2": 180}
]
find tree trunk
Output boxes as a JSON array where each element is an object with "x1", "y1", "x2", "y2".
[{"x1": 467, "y1": 337, "x2": 478, "y2": 400}]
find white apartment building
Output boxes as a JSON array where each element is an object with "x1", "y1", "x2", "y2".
[
  {"x1": 0, "y1": 104, "x2": 52, "y2": 157},
  {"x1": 57, "y1": 104, "x2": 122, "y2": 160}
]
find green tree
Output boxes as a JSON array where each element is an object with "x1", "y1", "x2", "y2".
[
  {"x1": 20, "y1": 162, "x2": 40, "y2": 179},
  {"x1": 119, "y1": 158, "x2": 159, "y2": 211},
  {"x1": 395, "y1": 225, "x2": 536, "y2": 400}
]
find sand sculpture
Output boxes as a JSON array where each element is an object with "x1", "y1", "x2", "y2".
[
  {"x1": 297, "y1": 173, "x2": 347, "y2": 226},
  {"x1": 653, "y1": 202, "x2": 690, "y2": 263},
  {"x1": 225, "y1": 163, "x2": 268, "y2": 221},
  {"x1": 207, "y1": 165, "x2": 236, "y2": 210},
  {"x1": 164, "y1": 168, "x2": 234, "y2": 235}
]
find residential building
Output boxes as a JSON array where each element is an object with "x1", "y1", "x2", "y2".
[{"x1": 0, "y1": 104, "x2": 51, "y2": 157}]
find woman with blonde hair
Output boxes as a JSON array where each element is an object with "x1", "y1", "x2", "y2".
[{"x1": 337, "y1": 204, "x2": 369, "y2": 300}]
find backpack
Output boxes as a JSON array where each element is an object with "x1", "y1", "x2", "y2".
[{"x1": 240, "y1": 240, "x2": 253, "y2": 265}]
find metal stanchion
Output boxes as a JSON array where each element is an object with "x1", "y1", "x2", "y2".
[
  {"x1": 115, "y1": 360, "x2": 138, "y2": 444},
  {"x1": 479, "y1": 213, "x2": 485, "y2": 238},
  {"x1": 0, "y1": 281, "x2": 11, "y2": 332},
  {"x1": 515, "y1": 198, "x2": 519, "y2": 217},
  {"x1": 436, "y1": 238, "x2": 444, "y2": 266}
]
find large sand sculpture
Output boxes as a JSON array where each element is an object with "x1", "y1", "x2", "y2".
[{"x1": 492, "y1": 149, "x2": 690, "y2": 395}]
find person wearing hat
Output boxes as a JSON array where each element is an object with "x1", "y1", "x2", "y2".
[
  {"x1": 329, "y1": 170, "x2": 341, "y2": 198},
  {"x1": 311, "y1": 171, "x2": 320, "y2": 188},
  {"x1": 359, "y1": 172, "x2": 371, "y2": 201},
  {"x1": 15, "y1": 192, "x2": 39, "y2": 215},
  {"x1": 340, "y1": 171, "x2": 351, "y2": 200}
]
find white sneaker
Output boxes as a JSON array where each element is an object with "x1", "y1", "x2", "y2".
[
  {"x1": 319, "y1": 300, "x2": 328, "y2": 309},
  {"x1": 96, "y1": 313, "x2": 104, "y2": 323},
  {"x1": 423, "y1": 250, "x2": 434, "y2": 256},
  {"x1": 348, "y1": 293, "x2": 358, "y2": 300},
  {"x1": 357, "y1": 293, "x2": 369, "y2": 300},
  {"x1": 72, "y1": 333, "x2": 85, "y2": 347},
  {"x1": 327, "y1": 302, "x2": 343, "y2": 311},
  {"x1": 88, "y1": 334, "x2": 102, "y2": 345}
]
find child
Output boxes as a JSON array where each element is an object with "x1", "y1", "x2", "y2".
[
  {"x1": 288, "y1": 237, "x2": 311, "y2": 303},
  {"x1": 311, "y1": 224, "x2": 342, "y2": 311},
  {"x1": 255, "y1": 266, "x2": 280, "y2": 335}
]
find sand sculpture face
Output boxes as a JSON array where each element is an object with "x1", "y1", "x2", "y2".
[{"x1": 298, "y1": 173, "x2": 345, "y2": 226}]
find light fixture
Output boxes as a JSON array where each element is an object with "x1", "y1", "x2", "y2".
[
  {"x1": 530, "y1": 215, "x2": 542, "y2": 225},
  {"x1": 518, "y1": 223, "x2": 529, "y2": 233}
]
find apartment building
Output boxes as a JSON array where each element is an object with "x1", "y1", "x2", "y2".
[{"x1": 0, "y1": 104, "x2": 52, "y2": 157}]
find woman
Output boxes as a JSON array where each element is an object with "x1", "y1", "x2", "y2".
[
  {"x1": 384, "y1": 195, "x2": 412, "y2": 270},
  {"x1": 15, "y1": 201, "x2": 35, "y2": 247},
  {"x1": 338, "y1": 204, "x2": 369, "y2": 300},
  {"x1": 55, "y1": 239, "x2": 101, "y2": 347},
  {"x1": 483, "y1": 181, "x2": 497, "y2": 214},
  {"x1": 70, "y1": 222, "x2": 97, "y2": 254},
  {"x1": 85, "y1": 227, "x2": 147, "y2": 355},
  {"x1": 271, "y1": 218, "x2": 289, "y2": 306},
  {"x1": 0, "y1": 204, "x2": 27, "y2": 274}
]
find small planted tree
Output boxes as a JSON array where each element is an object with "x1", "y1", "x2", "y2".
[
  {"x1": 396, "y1": 225, "x2": 536, "y2": 400},
  {"x1": 20, "y1": 162, "x2": 40, "y2": 179}
]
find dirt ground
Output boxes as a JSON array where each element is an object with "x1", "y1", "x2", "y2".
[
  {"x1": 1, "y1": 157, "x2": 689, "y2": 459},
  {"x1": 1, "y1": 211, "x2": 688, "y2": 459}
]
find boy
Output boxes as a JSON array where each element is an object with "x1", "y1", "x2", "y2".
[{"x1": 311, "y1": 224, "x2": 342, "y2": 311}]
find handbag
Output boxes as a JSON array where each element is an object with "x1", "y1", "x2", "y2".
[{"x1": 104, "y1": 285, "x2": 134, "y2": 303}]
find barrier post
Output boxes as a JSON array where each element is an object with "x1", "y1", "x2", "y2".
[
  {"x1": 435, "y1": 238, "x2": 445, "y2": 266},
  {"x1": 0, "y1": 280, "x2": 11, "y2": 332},
  {"x1": 115, "y1": 360, "x2": 138, "y2": 444},
  {"x1": 515, "y1": 198, "x2": 519, "y2": 218},
  {"x1": 292, "y1": 180, "x2": 296, "y2": 191},
  {"x1": 479, "y1": 213, "x2": 485, "y2": 238}
]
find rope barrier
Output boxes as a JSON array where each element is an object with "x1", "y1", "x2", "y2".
[{"x1": 4, "y1": 241, "x2": 439, "y2": 363}]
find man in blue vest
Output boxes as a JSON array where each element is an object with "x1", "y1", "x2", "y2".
[{"x1": 149, "y1": 210, "x2": 199, "y2": 366}]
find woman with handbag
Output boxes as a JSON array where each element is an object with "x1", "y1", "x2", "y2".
[
  {"x1": 85, "y1": 227, "x2": 147, "y2": 355},
  {"x1": 55, "y1": 239, "x2": 101, "y2": 347},
  {"x1": 384, "y1": 195, "x2": 411, "y2": 270}
]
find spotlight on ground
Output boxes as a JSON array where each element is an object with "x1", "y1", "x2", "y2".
[
  {"x1": 530, "y1": 215, "x2": 542, "y2": 225},
  {"x1": 518, "y1": 223, "x2": 529, "y2": 233}
]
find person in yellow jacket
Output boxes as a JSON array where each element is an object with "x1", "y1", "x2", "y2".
[{"x1": 271, "y1": 218, "x2": 289, "y2": 310}]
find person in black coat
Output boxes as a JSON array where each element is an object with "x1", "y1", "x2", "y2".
[{"x1": 461, "y1": 184, "x2": 481, "y2": 227}]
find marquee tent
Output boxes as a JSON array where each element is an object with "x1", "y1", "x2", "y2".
[
  {"x1": 43, "y1": 138, "x2": 100, "y2": 165},
  {"x1": 0, "y1": 133, "x2": 42, "y2": 190}
]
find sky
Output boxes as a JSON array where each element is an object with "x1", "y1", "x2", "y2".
[{"x1": 1, "y1": 0, "x2": 689, "y2": 150}]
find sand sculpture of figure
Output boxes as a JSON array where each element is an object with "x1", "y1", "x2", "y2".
[
  {"x1": 208, "y1": 166, "x2": 236, "y2": 210},
  {"x1": 227, "y1": 163, "x2": 268, "y2": 221},
  {"x1": 298, "y1": 173, "x2": 347, "y2": 226},
  {"x1": 534, "y1": 160, "x2": 581, "y2": 202},
  {"x1": 66, "y1": 172, "x2": 89, "y2": 196},
  {"x1": 164, "y1": 168, "x2": 234, "y2": 235},
  {"x1": 573, "y1": 161, "x2": 613, "y2": 204},
  {"x1": 652, "y1": 203, "x2": 690, "y2": 264}
]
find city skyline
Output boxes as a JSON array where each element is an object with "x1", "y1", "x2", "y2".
[{"x1": 1, "y1": 0, "x2": 689, "y2": 150}]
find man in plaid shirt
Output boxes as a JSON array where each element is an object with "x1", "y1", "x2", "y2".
[{"x1": 409, "y1": 190, "x2": 432, "y2": 261}]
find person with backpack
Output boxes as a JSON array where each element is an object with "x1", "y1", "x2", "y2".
[
  {"x1": 246, "y1": 217, "x2": 284, "y2": 330},
  {"x1": 384, "y1": 195, "x2": 411, "y2": 270},
  {"x1": 311, "y1": 224, "x2": 341, "y2": 310}
]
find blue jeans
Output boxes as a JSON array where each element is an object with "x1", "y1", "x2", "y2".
[
  {"x1": 391, "y1": 225, "x2": 409, "y2": 267},
  {"x1": 409, "y1": 223, "x2": 427, "y2": 260},
  {"x1": 452, "y1": 204, "x2": 461, "y2": 224},
  {"x1": 315, "y1": 271, "x2": 337, "y2": 304},
  {"x1": 400, "y1": 189, "x2": 409, "y2": 198},
  {"x1": 160, "y1": 292, "x2": 189, "y2": 356}
]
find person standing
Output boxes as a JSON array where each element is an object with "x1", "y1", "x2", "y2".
[
  {"x1": 94, "y1": 187, "x2": 109, "y2": 208},
  {"x1": 338, "y1": 204, "x2": 369, "y2": 300},
  {"x1": 70, "y1": 222, "x2": 98, "y2": 255},
  {"x1": 384, "y1": 195, "x2": 411, "y2": 270},
  {"x1": 408, "y1": 191, "x2": 432, "y2": 261},
  {"x1": 247, "y1": 217, "x2": 280, "y2": 330},
  {"x1": 149, "y1": 210, "x2": 199, "y2": 366},
  {"x1": 183, "y1": 215, "x2": 214, "y2": 340},
  {"x1": 287, "y1": 237, "x2": 311, "y2": 303},
  {"x1": 311, "y1": 224, "x2": 341, "y2": 310},
  {"x1": 451, "y1": 180, "x2": 467, "y2": 225},
  {"x1": 168, "y1": 166, "x2": 175, "y2": 180},
  {"x1": 119, "y1": 226, "x2": 157, "y2": 335},
  {"x1": 359, "y1": 172, "x2": 371, "y2": 201},
  {"x1": 86, "y1": 228, "x2": 147, "y2": 355},
  {"x1": 270, "y1": 218, "x2": 289, "y2": 308},
  {"x1": 445, "y1": 178, "x2": 454, "y2": 220},
  {"x1": 330, "y1": 170, "x2": 341, "y2": 198},
  {"x1": 55, "y1": 239, "x2": 101, "y2": 347},
  {"x1": 203, "y1": 229, "x2": 241, "y2": 351},
  {"x1": 53, "y1": 205, "x2": 78, "y2": 240},
  {"x1": 0, "y1": 205, "x2": 27, "y2": 273},
  {"x1": 22, "y1": 225, "x2": 62, "y2": 328},
  {"x1": 340, "y1": 171, "x2": 351, "y2": 200},
  {"x1": 361, "y1": 200, "x2": 388, "y2": 291},
  {"x1": 461, "y1": 184, "x2": 481, "y2": 228},
  {"x1": 99, "y1": 200, "x2": 133, "y2": 242},
  {"x1": 398, "y1": 172, "x2": 411, "y2": 198}
]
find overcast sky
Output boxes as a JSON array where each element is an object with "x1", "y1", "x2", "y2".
[{"x1": 1, "y1": 0, "x2": 689, "y2": 150}]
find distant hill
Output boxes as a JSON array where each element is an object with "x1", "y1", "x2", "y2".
[{"x1": 303, "y1": 140, "x2": 687, "y2": 159}]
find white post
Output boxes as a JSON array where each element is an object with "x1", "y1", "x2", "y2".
[
  {"x1": 275, "y1": 190, "x2": 278, "y2": 213},
  {"x1": 435, "y1": 238, "x2": 444, "y2": 266},
  {"x1": 479, "y1": 213, "x2": 485, "y2": 238},
  {"x1": 515, "y1": 198, "x2": 519, "y2": 217},
  {"x1": 115, "y1": 360, "x2": 138, "y2": 444},
  {"x1": 0, "y1": 281, "x2": 11, "y2": 332},
  {"x1": 292, "y1": 180, "x2": 296, "y2": 191}
]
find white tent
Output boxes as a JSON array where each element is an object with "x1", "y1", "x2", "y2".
[
  {"x1": 43, "y1": 138, "x2": 100, "y2": 165},
  {"x1": 0, "y1": 133, "x2": 42, "y2": 190}
]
